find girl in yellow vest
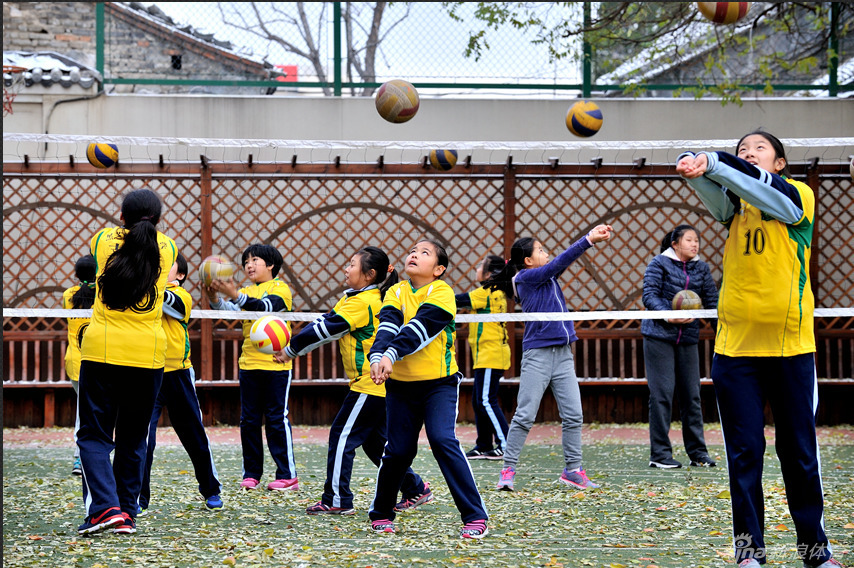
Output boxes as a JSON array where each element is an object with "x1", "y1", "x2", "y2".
[
  {"x1": 63, "y1": 254, "x2": 95, "y2": 476},
  {"x1": 677, "y1": 131, "x2": 838, "y2": 568},
  {"x1": 76, "y1": 188, "x2": 177, "y2": 536}
]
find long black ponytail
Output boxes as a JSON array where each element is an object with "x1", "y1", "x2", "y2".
[
  {"x1": 70, "y1": 255, "x2": 96, "y2": 309},
  {"x1": 98, "y1": 188, "x2": 163, "y2": 311},
  {"x1": 357, "y1": 246, "x2": 399, "y2": 299},
  {"x1": 482, "y1": 237, "x2": 536, "y2": 300}
]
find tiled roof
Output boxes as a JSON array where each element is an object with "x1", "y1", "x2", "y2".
[{"x1": 4, "y1": 51, "x2": 101, "y2": 89}]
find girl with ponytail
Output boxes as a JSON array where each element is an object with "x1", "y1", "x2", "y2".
[{"x1": 75, "y1": 188, "x2": 177, "y2": 536}]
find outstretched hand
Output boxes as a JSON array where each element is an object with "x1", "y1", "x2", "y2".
[
  {"x1": 587, "y1": 224, "x2": 614, "y2": 244},
  {"x1": 676, "y1": 153, "x2": 709, "y2": 179}
]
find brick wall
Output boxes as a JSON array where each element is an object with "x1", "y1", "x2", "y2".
[
  {"x1": 3, "y1": 2, "x2": 272, "y2": 94},
  {"x1": 3, "y1": 2, "x2": 97, "y2": 68}
]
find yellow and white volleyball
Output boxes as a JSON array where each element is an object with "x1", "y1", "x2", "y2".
[
  {"x1": 672, "y1": 290, "x2": 703, "y2": 311},
  {"x1": 429, "y1": 149, "x2": 458, "y2": 171},
  {"x1": 565, "y1": 100, "x2": 603, "y2": 138},
  {"x1": 250, "y1": 315, "x2": 291, "y2": 354},
  {"x1": 375, "y1": 79, "x2": 420, "y2": 124},
  {"x1": 696, "y1": 2, "x2": 750, "y2": 25},
  {"x1": 86, "y1": 142, "x2": 119, "y2": 168},
  {"x1": 198, "y1": 255, "x2": 236, "y2": 287}
]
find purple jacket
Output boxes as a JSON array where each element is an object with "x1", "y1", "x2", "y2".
[{"x1": 513, "y1": 236, "x2": 592, "y2": 351}]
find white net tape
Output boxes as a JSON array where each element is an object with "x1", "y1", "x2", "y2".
[
  {"x1": 5, "y1": 308, "x2": 854, "y2": 322},
  {"x1": 4, "y1": 133, "x2": 853, "y2": 165}
]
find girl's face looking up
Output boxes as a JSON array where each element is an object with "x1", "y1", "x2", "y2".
[{"x1": 737, "y1": 134, "x2": 786, "y2": 175}]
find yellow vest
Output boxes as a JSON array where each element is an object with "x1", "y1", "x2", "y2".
[
  {"x1": 238, "y1": 279, "x2": 293, "y2": 371},
  {"x1": 81, "y1": 227, "x2": 177, "y2": 368},
  {"x1": 382, "y1": 280, "x2": 458, "y2": 382},
  {"x1": 716, "y1": 178, "x2": 816, "y2": 356}
]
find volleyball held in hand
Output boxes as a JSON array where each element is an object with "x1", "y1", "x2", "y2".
[
  {"x1": 672, "y1": 290, "x2": 704, "y2": 311},
  {"x1": 696, "y1": 2, "x2": 750, "y2": 25},
  {"x1": 566, "y1": 100, "x2": 603, "y2": 138},
  {"x1": 198, "y1": 255, "x2": 236, "y2": 287},
  {"x1": 86, "y1": 142, "x2": 119, "y2": 168},
  {"x1": 250, "y1": 315, "x2": 291, "y2": 354},
  {"x1": 375, "y1": 79, "x2": 420, "y2": 123},
  {"x1": 429, "y1": 149, "x2": 458, "y2": 171}
]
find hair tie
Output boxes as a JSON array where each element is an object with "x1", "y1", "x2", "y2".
[
  {"x1": 505, "y1": 259, "x2": 509, "y2": 264},
  {"x1": 387, "y1": 265, "x2": 394, "y2": 274}
]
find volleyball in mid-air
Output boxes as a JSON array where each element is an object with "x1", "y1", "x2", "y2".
[
  {"x1": 375, "y1": 79, "x2": 420, "y2": 123},
  {"x1": 429, "y1": 149, "x2": 458, "y2": 171},
  {"x1": 566, "y1": 100, "x2": 603, "y2": 138},
  {"x1": 86, "y1": 142, "x2": 119, "y2": 168},
  {"x1": 672, "y1": 290, "x2": 704, "y2": 311},
  {"x1": 250, "y1": 315, "x2": 291, "y2": 354},
  {"x1": 696, "y1": 2, "x2": 750, "y2": 25},
  {"x1": 198, "y1": 255, "x2": 236, "y2": 287}
]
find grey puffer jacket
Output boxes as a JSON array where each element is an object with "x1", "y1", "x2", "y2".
[{"x1": 641, "y1": 248, "x2": 718, "y2": 345}]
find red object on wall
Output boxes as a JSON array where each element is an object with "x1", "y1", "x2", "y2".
[{"x1": 274, "y1": 65, "x2": 298, "y2": 82}]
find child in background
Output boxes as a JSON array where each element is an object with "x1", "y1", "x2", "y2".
[
  {"x1": 206, "y1": 244, "x2": 297, "y2": 491},
  {"x1": 484, "y1": 225, "x2": 613, "y2": 492},
  {"x1": 455, "y1": 254, "x2": 511, "y2": 460},
  {"x1": 63, "y1": 254, "x2": 96, "y2": 476},
  {"x1": 642, "y1": 225, "x2": 718, "y2": 469},
  {"x1": 274, "y1": 246, "x2": 432, "y2": 515},
  {"x1": 76, "y1": 188, "x2": 177, "y2": 535},
  {"x1": 676, "y1": 130, "x2": 839, "y2": 568},
  {"x1": 368, "y1": 240, "x2": 489, "y2": 539},
  {"x1": 140, "y1": 253, "x2": 223, "y2": 513}
]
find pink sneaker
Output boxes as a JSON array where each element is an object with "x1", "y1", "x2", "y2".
[
  {"x1": 240, "y1": 477, "x2": 260, "y2": 490},
  {"x1": 267, "y1": 478, "x2": 299, "y2": 491}
]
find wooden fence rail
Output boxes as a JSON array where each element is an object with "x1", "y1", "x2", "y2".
[{"x1": 4, "y1": 160, "x2": 853, "y2": 426}]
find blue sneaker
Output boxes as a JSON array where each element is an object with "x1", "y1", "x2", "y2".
[
  {"x1": 559, "y1": 468, "x2": 600, "y2": 489},
  {"x1": 205, "y1": 495, "x2": 224, "y2": 510},
  {"x1": 496, "y1": 466, "x2": 515, "y2": 491}
]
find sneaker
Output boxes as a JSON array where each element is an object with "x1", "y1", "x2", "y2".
[
  {"x1": 137, "y1": 505, "x2": 148, "y2": 517},
  {"x1": 77, "y1": 506, "x2": 124, "y2": 535},
  {"x1": 71, "y1": 458, "x2": 82, "y2": 476},
  {"x1": 394, "y1": 482, "x2": 434, "y2": 511},
  {"x1": 559, "y1": 468, "x2": 600, "y2": 489},
  {"x1": 496, "y1": 466, "x2": 515, "y2": 491},
  {"x1": 306, "y1": 501, "x2": 355, "y2": 515},
  {"x1": 465, "y1": 448, "x2": 489, "y2": 460},
  {"x1": 112, "y1": 512, "x2": 136, "y2": 535},
  {"x1": 371, "y1": 519, "x2": 395, "y2": 534},
  {"x1": 240, "y1": 477, "x2": 260, "y2": 490},
  {"x1": 267, "y1": 478, "x2": 299, "y2": 491},
  {"x1": 205, "y1": 495, "x2": 224, "y2": 510},
  {"x1": 738, "y1": 560, "x2": 761, "y2": 568},
  {"x1": 689, "y1": 455, "x2": 717, "y2": 467},
  {"x1": 649, "y1": 457, "x2": 683, "y2": 469},
  {"x1": 460, "y1": 519, "x2": 489, "y2": 539},
  {"x1": 807, "y1": 559, "x2": 843, "y2": 568}
]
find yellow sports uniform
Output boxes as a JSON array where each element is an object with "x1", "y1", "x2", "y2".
[
  {"x1": 62, "y1": 285, "x2": 91, "y2": 382},
  {"x1": 81, "y1": 227, "x2": 177, "y2": 368},
  {"x1": 464, "y1": 287, "x2": 511, "y2": 370},
  {"x1": 163, "y1": 283, "x2": 192, "y2": 372},
  {"x1": 330, "y1": 290, "x2": 384, "y2": 396},
  {"x1": 376, "y1": 280, "x2": 458, "y2": 382},
  {"x1": 716, "y1": 178, "x2": 815, "y2": 357},
  {"x1": 238, "y1": 279, "x2": 293, "y2": 371}
]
